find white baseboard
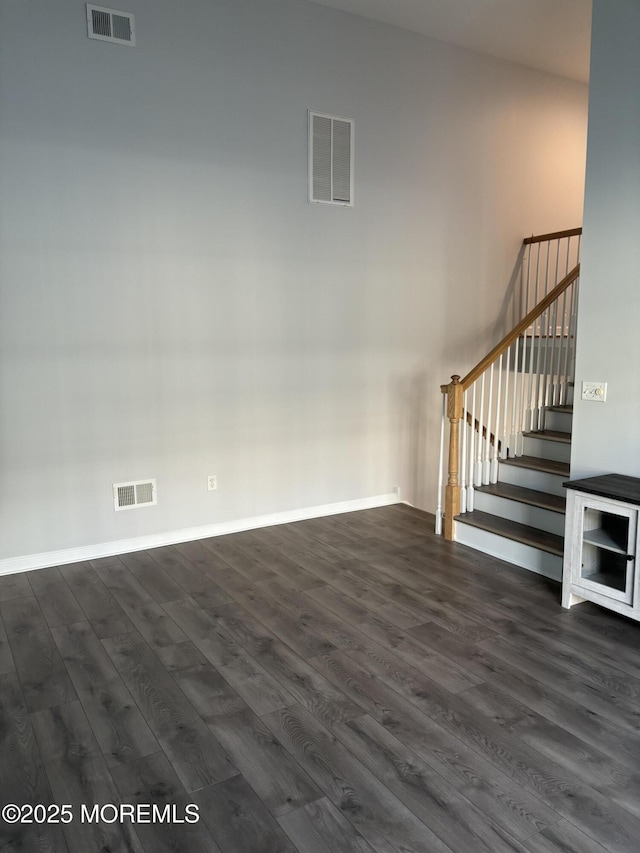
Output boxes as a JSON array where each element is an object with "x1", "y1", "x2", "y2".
[{"x1": 0, "y1": 493, "x2": 400, "y2": 577}]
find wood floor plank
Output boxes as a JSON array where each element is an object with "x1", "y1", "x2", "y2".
[
  {"x1": 498, "y1": 611, "x2": 640, "y2": 682},
  {"x1": 207, "y1": 707, "x2": 323, "y2": 817},
  {"x1": 154, "y1": 640, "x2": 209, "y2": 673},
  {"x1": 262, "y1": 703, "x2": 455, "y2": 853},
  {"x1": 174, "y1": 539, "x2": 233, "y2": 574},
  {"x1": 51, "y1": 620, "x2": 159, "y2": 767},
  {"x1": 281, "y1": 547, "x2": 344, "y2": 584},
  {"x1": 111, "y1": 751, "x2": 222, "y2": 853},
  {"x1": 308, "y1": 648, "x2": 562, "y2": 840},
  {"x1": 61, "y1": 561, "x2": 136, "y2": 638},
  {"x1": 147, "y1": 545, "x2": 233, "y2": 608},
  {"x1": 197, "y1": 773, "x2": 298, "y2": 853},
  {"x1": 93, "y1": 556, "x2": 188, "y2": 648},
  {"x1": 318, "y1": 562, "x2": 429, "y2": 630},
  {"x1": 0, "y1": 672, "x2": 69, "y2": 853},
  {"x1": 173, "y1": 661, "x2": 249, "y2": 722},
  {"x1": 27, "y1": 566, "x2": 86, "y2": 628},
  {"x1": 316, "y1": 641, "x2": 640, "y2": 853},
  {"x1": 493, "y1": 618, "x2": 640, "y2": 702},
  {"x1": 164, "y1": 598, "x2": 297, "y2": 715},
  {"x1": 460, "y1": 680, "x2": 640, "y2": 822},
  {"x1": 212, "y1": 602, "x2": 364, "y2": 727},
  {"x1": 102, "y1": 632, "x2": 237, "y2": 792},
  {"x1": 278, "y1": 797, "x2": 376, "y2": 853},
  {"x1": 119, "y1": 549, "x2": 191, "y2": 604},
  {"x1": 292, "y1": 585, "x2": 481, "y2": 694},
  {"x1": 31, "y1": 701, "x2": 144, "y2": 853},
  {"x1": 524, "y1": 819, "x2": 611, "y2": 853},
  {"x1": 200, "y1": 537, "x2": 279, "y2": 585},
  {"x1": 0, "y1": 612, "x2": 15, "y2": 674},
  {"x1": 347, "y1": 558, "x2": 500, "y2": 640},
  {"x1": 0, "y1": 572, "x2": 32, "y2": 602},
  {"x1": 224, "y1": 585, "x2": 335, "y2": 659},
  {"x1": 1, "y1": 596, "x2": 77, "y2": 712},
  {"x1": 231, "y1": 531, "x2": 326, "y2": 590},
  {"x1": 478, "y1": 633, "x2": 640, "y2": 737},
  {"x1": 332, "y1": 511, "x2": 429, "y2": 550},
  {"x1": 334, "y1": 714, "x2": 532, "y2": 853},
  {"x1": 205, "y1": 566, "x2": 257, "y2": 598},
  {"x1": 410, "y1": 619, "x2": 640, "y2": 772}
]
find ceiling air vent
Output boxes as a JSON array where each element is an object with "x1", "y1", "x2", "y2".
[
  {"x1": 309, "y1": 111, "x2": 354, "y2": 206},
  {"x1": 113, "y1": 479, "x2": 157, "y2": 511},
  {"x1": 87, "y1": 4, "x2": 136, "y2": 46}
]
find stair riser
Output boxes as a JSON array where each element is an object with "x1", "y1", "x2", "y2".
[
  {"x1": 471, "y1": 492, "x2": 565, "y2": 536},
  {"x1": 455, "y1": 520, "x2": 562, "y2": 580},
  {"x1": 522, "y1": 436, "x2": 571, "y2": 464},
  {"x1": 499, "y1": 464, "x2": 566, "y2": 497},
  {"x1": 544, "y1": 410, "x2": 573, "y2": 432}
]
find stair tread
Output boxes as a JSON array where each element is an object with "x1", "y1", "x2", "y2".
[
  {"x1": 502, "y1": 455, "x2": 570, "y2": 476},
  {"x1": 523, "y1": 429, "x2": 571, "y2": 444},
  {"x1": 455, "y1": 510, "x2": 564, "y2": 556},
  {"x1": 476, "y1": 482, "x2": 565, "y2": 514},
  {"x1": 548, "y1": 405, "x2": 573, "y2": 413}
]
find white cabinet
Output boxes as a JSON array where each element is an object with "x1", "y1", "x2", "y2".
[{"x1": 562, "y1": 475, "x2": 640, "y2": 618}]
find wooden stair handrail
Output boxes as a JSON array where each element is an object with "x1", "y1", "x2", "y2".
[
  {"x1": 459, "y1": 263, "x2": 580, "y2": 391},
  {"x1": 523, "y1": 227, "x2": 582, "y2": 245}
]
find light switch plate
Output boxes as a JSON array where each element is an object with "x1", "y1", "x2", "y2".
[{"x1": 582, "y1": 381, "x2": 607, "y2": 402}]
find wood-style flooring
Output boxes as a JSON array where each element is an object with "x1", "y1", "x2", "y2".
[{"x1": 1, "y1": 504, "x2": 640, "y2": 853}]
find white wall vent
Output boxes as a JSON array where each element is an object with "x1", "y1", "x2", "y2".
[
  {"x1": 113, "y1": 479, "x2": 157, "y2": 511},
  {"x1": 87, "y1": 4, "x2": 136, "y2": 46},
  {"x1": 308, "y1": 111, "x2": 354, "y2": 206}
]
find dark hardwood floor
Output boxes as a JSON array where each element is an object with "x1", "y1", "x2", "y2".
[{"x1": 1, "y1": 504, "x2": 640, "y2": 852}]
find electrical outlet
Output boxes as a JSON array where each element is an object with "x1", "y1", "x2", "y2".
[
  {"x1": 207, "y1": 475, "x2": 217, "y2": 491},
  {"x1": 581, "y1": 381, "x2": 607, "y2": 402}
]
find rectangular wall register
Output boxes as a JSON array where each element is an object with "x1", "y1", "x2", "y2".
[{"x1": 562, "y1": 474, "x2": 640, "y2": 619}]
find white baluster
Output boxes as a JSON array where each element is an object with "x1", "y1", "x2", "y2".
[
  {"x1": 558, "y1": 289, "x2": 569, "y2": 404},
  {"x1": 568, "y1": 279, "x2": 579, "y2": 383},
  {"x1": 483, "y1": 364, "x2": 494, "y2": 484},
  {"x1": 492, "y1": 353, "x2": 503, "y2": 481},
  {"x1": 435, "y1": 392, "x2": 446, "y2": 534},
  {"x1": 511, "y1": 336, "x2": 521, "y2": 455},
  {"x1": 501, "y1": 347, "x2": 510, "y2": 460},
  {"x1": 476, "y1": 374, "x2": 485, "y2": 486},
  {"x1": 468, "y1": 382, "x2": 476, "y2": 512},
  {"x1": 460, "y1": 389, "x2": 468, "y2": 514}
]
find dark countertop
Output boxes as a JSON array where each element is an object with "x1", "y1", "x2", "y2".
[{"x1": 564, "y1": 474, "x2": 640, "y2": 506}]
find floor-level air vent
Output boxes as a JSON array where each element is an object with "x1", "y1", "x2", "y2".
[
  {"x1": 309, "y1": 111, "x2": 354, "y2": 206},
  {"x1": 113, "y1": 479, "x2": 157, "y2": 511},
  {"x1": 86, "y1": 4, "x2": 136, "y2": 46}
]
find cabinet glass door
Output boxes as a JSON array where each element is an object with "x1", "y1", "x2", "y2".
[{"x1": 578, "y1": 501, "x2": 636, "y2": 604}]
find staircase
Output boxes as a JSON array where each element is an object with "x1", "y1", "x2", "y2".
[
  {"x1": 454, "y1": 391, "x2": 572, "y2": 580},
  {"x1": 437, "y1": 228, "x2": 581, "y2": 580}
]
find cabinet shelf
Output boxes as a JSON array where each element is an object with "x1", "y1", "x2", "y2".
[{"x1": 582, "y1": 528, "x2": 627, "y2": 554}]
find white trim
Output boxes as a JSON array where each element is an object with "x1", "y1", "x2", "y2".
[{"x1": 0, "y1": 493, "x2": 399, "y2": 577}]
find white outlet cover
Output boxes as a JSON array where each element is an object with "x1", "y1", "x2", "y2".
[
  {"x1": 207, "y1": 475, "x2": 217, "y2": 491},
  {"x1": 582, "y1": 381, "x2": 607, "y2": 402}
]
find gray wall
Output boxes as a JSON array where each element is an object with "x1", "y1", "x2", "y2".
[
  {"x1": 571, "y1": 0, "x2": 640, "y2": 478},
  {"x1": 0, "y1": 0, "x2": 588, "y2": 561}
]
